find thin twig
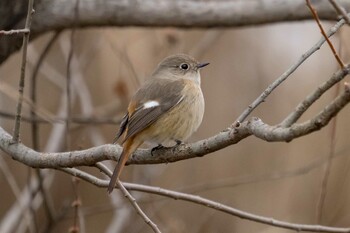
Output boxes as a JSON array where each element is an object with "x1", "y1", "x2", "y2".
[
  {"x1": 117, "y1": 181, "x2": 161, "y2": 233},
  {"x1": 306, "y1": 0, "x2": 345, "y2": 69},
  {"x1": 69, "y1": 177, "x2": 81, "y2": 233},
  {"x1": 328, "y1": 0, "x2": 350, "y2": 24},
  {"x1": 0, "y1": 29, "x2": 30, "y2": 36},
  {"x1": 94, "y1": 163, "x2": 161, "y2": 232},
  {"x1": 0, "y1": 156, "x2": 36, "y2": 233},
  {"x1": 316, "y1": 58, "x2": 343, "y2": 223},
  {"x1": 66, "y1": 30, "x2": 74, "y2": 149},
  {"x1": 281, "y1": 64, "x2": 350, "y2": 126},
  {"x1": 59, "y1": 167, "x2": 350, "y2": 233},
  {"x1": 235, "y1": 16, "x2": 346, "y2": 124},
  {"x1": 248, "y1": 83, "x2": 350, "y2": 142},
  {"x1": 12, "y1": 0, "x2": 35, "y2": 143}
]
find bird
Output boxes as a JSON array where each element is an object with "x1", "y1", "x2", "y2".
[{"x1": 108, "y1": 54, "x2": 209, "y2": 193}]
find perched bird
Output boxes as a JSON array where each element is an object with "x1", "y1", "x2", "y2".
[{"x1": 108, "y1": 54, "x2": 209, "y2": 193}]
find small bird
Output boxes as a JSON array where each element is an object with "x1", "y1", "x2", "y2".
[{"x1": 108, "y1": 54, "x2": 209, "y2": 193}]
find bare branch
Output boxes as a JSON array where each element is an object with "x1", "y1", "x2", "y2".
[
  {"x1": 235, "y1": 17, "x2": 347, "y2": 123},
  {"x1": 2, "y1": 0, "x2": 350, "y2": 65},
  {"x1": 248, "y1": 83, "x2": 350, "y2": 142},
  {"x1": 30, "y1": 0, "x2": 350, "y2": 33},
  {"x1": 281, "y1": 65, "x2": 350, "y2": 126},
  {"x1": 12, "y1": 0, "x2": 35, "y2": 143},
  {"x1": 59, "y1": 167, "x2": 350, "y2": 233},
  {"x1": 117, "y1": 181, "x2": 161, "y2": 233}
]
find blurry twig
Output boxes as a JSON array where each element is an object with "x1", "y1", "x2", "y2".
[
  {"x1": 189, "y1": 30, "x2": 223, "y2": 59},
  {"x1": 316, "y1": 44, "x2": 343, "y2": 223},
  {"x1": 29, "y1": 32, "x2": 61, "y2": 230},
  {"x1": 69, "y1": 177, "x2": 81, "y2": 233},
  {"x1": 328, "y1": 0, "x2": 350, "y2": 24},
  {"x1": 0, "y1": 170, "x2": 55, "y2": 233},
  {"x1": 0, "y1": 111, "x2": 120, "y2": 125},
  {"x1": 30, "y1": 31, "x2": 61, "y2": 149},
  {"x1": 108, "y1": 40, "x2": 141, "y2": 89},
  {"x1": 0, "y1": 83, "x2": 60, "y2": 123},
  {"x1": 60, "y1": 167, "x2": 350, "y2": 233},
  {"x1": 66, "y1": 29, "x2": 74, "y2": 149},
  {"x1": 12, "y1": 0, "x2": 35, "y2": 143},
  {"x1": 65, "y1": 0, "x2": 80, "y2": 150},
  {"x1": 306, "y1": 0, "x2": 345, "y2": 69},
  {"x1": 0, "y1": 156, "x2": 35, "y2": 233}
]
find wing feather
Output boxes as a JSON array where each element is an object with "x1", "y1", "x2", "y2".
[{"x1": 121, "y1": 78, "x2": 185, "y2": 143}]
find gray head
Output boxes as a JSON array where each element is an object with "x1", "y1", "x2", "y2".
[{"x1": 153, "y1": 54, "x2": 209, "y2": 84}]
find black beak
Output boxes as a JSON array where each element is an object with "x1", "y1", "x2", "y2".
[{"x1": 197, "y1": 62, "x2": 210, "y2": 69}]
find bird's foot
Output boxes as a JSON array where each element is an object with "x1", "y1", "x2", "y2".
[{"x1": 151, "y1": 144, "x2": 165, "y2": 156}]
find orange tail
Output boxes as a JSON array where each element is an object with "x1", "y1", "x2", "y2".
[{"x1": 107, "y1": 138, "x2": 142, "y2": 193}]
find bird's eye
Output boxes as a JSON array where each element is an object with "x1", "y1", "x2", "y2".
[{"x1": 180, "y1": 63, "x2": 189, "y2": 70}]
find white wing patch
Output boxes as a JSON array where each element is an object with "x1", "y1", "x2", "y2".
[{"x1": 143, "y1": 100, "x2": 160, "y2": 109}]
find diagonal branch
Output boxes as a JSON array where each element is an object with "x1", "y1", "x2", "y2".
[
  {"x1": 235, "y1": 15, "x2": 347, "y2": 123},
  {"x1": 248, "y1": 83, "x2": 350, "y2": 142},
  {"x1": 306, "y1": 0, "x2": 345, "y2": 68},
  {"x1": 281, "y1": 65, "x2": 350, "y2": 126}
]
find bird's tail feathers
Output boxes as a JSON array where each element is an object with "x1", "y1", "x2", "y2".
[{"x1": 107, "y1": 138, "x2": 142, "y2": 193}]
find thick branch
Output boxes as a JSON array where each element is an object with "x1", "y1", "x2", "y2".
[
  {"x1": 1, "y1": 0, "x2": 350, "y2": 65},
  {"x1": 32, "y1": 0, "x2": 348, "y2": 32}
]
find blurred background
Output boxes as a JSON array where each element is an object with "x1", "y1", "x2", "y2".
[{"x1": 1, "y1": 16, "x2": 350, "y2": 233}]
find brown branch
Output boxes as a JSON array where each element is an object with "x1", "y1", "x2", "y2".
[{"x1": 306, "y1": 0, "x2": 345, "y2": 68}]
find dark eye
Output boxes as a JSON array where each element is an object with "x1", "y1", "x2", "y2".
[{"x1": 180, "y1": 63, "x2": 189, "y2": 70}]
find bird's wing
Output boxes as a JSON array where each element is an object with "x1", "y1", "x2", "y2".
[{"x1": 117, "y1": 78, "x2": 185, "y2": 143}]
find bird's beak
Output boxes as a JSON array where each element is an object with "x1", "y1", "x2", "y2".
[{"x1": 196, "y1": 62, "x2": 210, "y2": 69}]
